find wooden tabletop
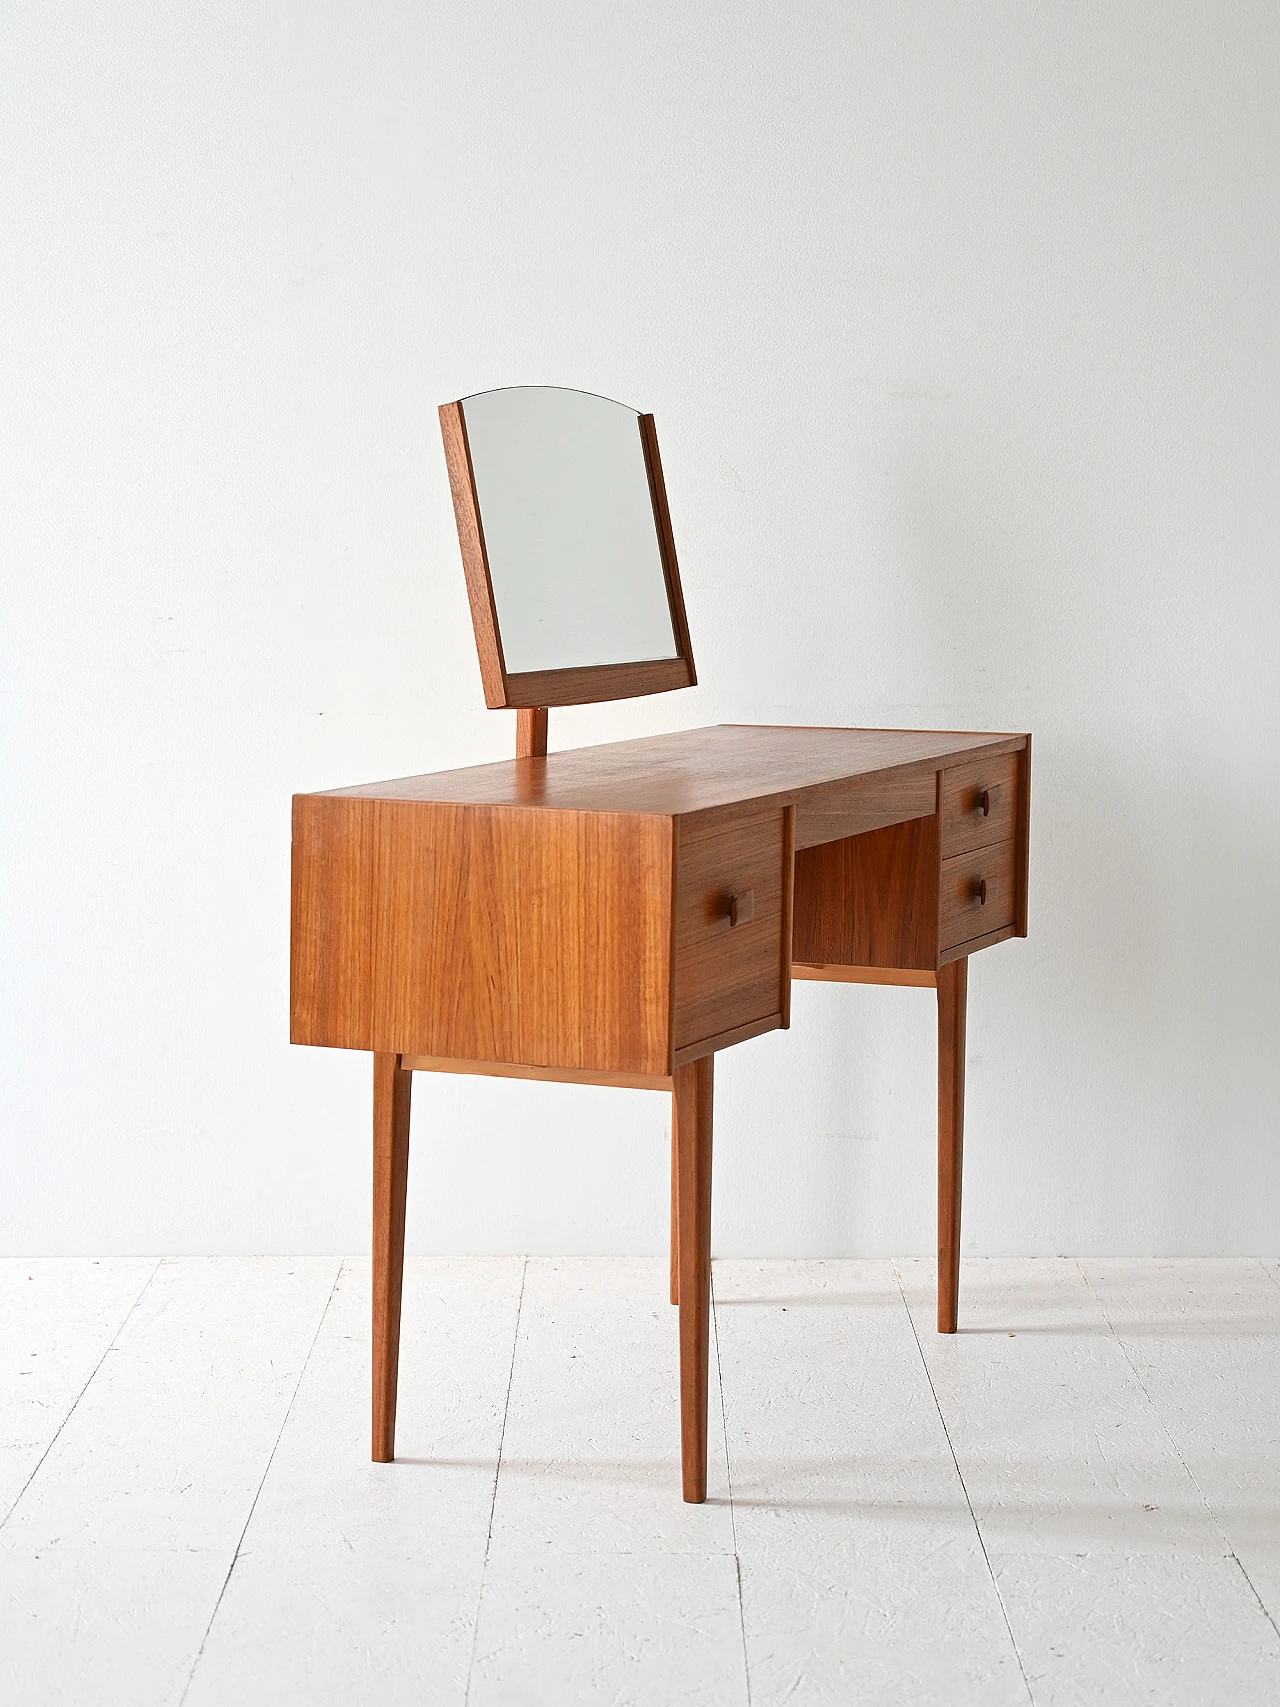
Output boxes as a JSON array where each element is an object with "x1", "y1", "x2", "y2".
[{"x1": 317, "y1": 724, "x2": 1027, "y2": 819}]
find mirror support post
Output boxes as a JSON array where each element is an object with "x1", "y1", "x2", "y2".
[{"x1": 516, "y1": 707, "x2": 548, "y2": 759}]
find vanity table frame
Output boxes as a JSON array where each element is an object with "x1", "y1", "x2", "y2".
[{"x1": 291, "y1": 724, "x2": 1030, "y2": 1501}]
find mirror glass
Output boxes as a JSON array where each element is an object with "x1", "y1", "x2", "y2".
[{"x1": 460, "y1": 386, "x2": 679, "y2": 674}]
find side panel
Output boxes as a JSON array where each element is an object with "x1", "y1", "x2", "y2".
[
  {"x1": 291, "y1": 797, "x2": 673, "y2": 1075},
  {"x1": 791, "y1": 811, "x2": 941, "y2": 972}
]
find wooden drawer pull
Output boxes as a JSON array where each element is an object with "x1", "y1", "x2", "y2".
[
  {"x1": 977, "y1": 788, "x2": 991, "y2": 817},
  {"x1": 727, "y1": 889, "x2": 755, "y2": 927},
  {"x1": 972, "y1": 876, "x2": 987, "y2": 905}
]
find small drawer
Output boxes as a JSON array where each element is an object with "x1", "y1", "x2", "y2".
[
  {"x1": 940, "y1": 838, "x2": 1016, "y2": 950},
  {"x1": 674, "y1": 808, "x2": 787, "y2": 1053},
  {"x1": 940, "y1": 752, "x2": 1019, "y2": 857}
]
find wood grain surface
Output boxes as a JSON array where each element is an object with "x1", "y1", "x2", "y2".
[
  {"x1": 321, "y1": 725, "x2": 1027, "y2": 817},
  {"x1": 503, "y1": 657, "x2": 693, "y2": 709},
  {"x1": 673, "y1": 806, "x2": 787, "y2": 1054},
  {"x1": 371, "y1": 1051, "x2": 412, "y2": 1461},
  {"x1": 937, "y1": 922, "x2": 1017, "y2": 967},
  {"x1": 939, "y1": 751, "x2": 1020, "y2": 857},
  {"x1": 936, "y1": 959, "x2": 968, "y2": 1334},
  {"x1": 638, "y1": 411, "x2": 697, "y2": 681},
  {"x1": 292, "y1": 797, "x2": 674, "y2": 1074},
  {"x1": 792, "y1": 813, "x2": 941, "y2": 971},
  {"x1": 293, "y1": 726, "x2": 1031, "y2": 1081},
  {"x1": 438, "y1": 401, "x2": 507, "y2": 708},
  {"x1": 939, "y1": 839, "x2": 1016, "y2": 951},
  {"x1": 515, "y1": 707, "x2": 548, "y2": 758},
  {"x1": 397, "y1": 1055, "x2": 673, "y2": 1090},
  {"x1": 674, "y1": 1053, "x2": 714, "y2": 1502},
  {"x1": 794, "y1": 768, "x2": 935, "y2": 849},
  {"x1": 792, "y1": 964, "x2": 937, "y2": 987}
]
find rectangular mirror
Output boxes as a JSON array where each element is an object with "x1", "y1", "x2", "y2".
[{"x1": 440, "y1": 386, "x2": 696, "y2": 708}]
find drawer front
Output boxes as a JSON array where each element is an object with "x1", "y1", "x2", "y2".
[
  {"x1": 674, "y1": 808, "x2": 787, "y2": 1053},
  {"x1": 940, "y1": 752, "x2": 1019, "y2": 856},
  {"x1": 940, "y1": 838, "x2": 1016, "y2": 950}
]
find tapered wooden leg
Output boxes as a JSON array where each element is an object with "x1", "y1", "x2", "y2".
[
  {"x1": 674, "y1": 1054, "x2": 714, "y2": 1502},
  {"x1": 937, "y1": 957, "x2": 968, "y2": 1334},
  {"x1": 372, "y1": 1051, "x2": 412, "y2": 1462},
  {"x1": 669, "y1": 1116, "x2": 679, "y2": 1305}
]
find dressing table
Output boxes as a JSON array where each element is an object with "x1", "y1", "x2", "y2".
[{"x1": 290, "y1": 387, "x2": 1030, "y2": 1502}]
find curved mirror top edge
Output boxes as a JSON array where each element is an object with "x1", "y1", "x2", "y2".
[
  {"x1": 459, "y1": 383, "x2": 641, "y2": 417},
  {"x1": 457, "y1": 385, "x2": 678, "y2": 676}
]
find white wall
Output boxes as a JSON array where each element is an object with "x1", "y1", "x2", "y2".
[{"x1": 3, "y1": 2, "x2": 1277, "y2": 1257}]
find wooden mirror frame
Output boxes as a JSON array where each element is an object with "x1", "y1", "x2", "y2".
[{"x1": 438, "y1": 397, "x2": 697, "y2": 710}]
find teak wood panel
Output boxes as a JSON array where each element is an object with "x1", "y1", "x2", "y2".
[
  {"x1": 940, "y1": 752, "x2": 1020, "y2": 857},
  {"x1": 937, "y1": 921, "x2": 1017, "y2": 968},
  {"x1": 793, "y1": 768, "x2": 935, "y2": 850},
  {"x1": 438, "y1": 401, "x2": 507, "y2": 707},
  {"x1": 674, "y1": 1053, "x2": 714, "y2": 1501},
  {"x1": 500, "y1": 658, "x2": 693, "y2": 710},
  {"x1": 792, "y1": 964, "x2": 937, "y2": 988},
  {"x1": 515, "y1": 706, "x2": 548, "y2": 758},
  {"x1": 323, "y1": 725, "x2": 1028, "y2": 820},
  {"x1": 291, "y1": 796, "x2": 673, "y2": 1075},
  {"x1": 936, "y1": 958, "x2": 967, "y2": 1334},
  {"x1": 791, "y1": 813, "x2": 942, "y2": 972},
  {"x1": 398, "y1": 1054, "x2": 673, "y2": 1091},
  {"x1": 673, "y1": 807, "x2": 787, "y2": 1054},
  {"x1": 372, "y1": 1052, "x2": 412, "y2": 1461},
  {"x1": 638, "y1": 411, "x2": 697, "y2": 677},
  {"x1": 939, "y1": 838, "x2": 1016, "y2": 951}
]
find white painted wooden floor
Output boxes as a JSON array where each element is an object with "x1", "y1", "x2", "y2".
[{"x1": 3, "y1": 1258, "x2": 1279, "y2": 1705}]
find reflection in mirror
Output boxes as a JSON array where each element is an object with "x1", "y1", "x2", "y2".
[{"x1": 460, "y1": 387, "x2": 679, "y2": 675}]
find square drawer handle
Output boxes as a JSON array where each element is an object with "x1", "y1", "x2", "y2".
[{"x1": 727, "y1": 889, "x2": 755, "y2": 927}]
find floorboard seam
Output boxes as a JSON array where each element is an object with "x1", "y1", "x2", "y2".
[
  {"x1": 0, "y1": 1255, "x2": 164, "y2": 1533},
  {"x1": 711, "y1": 1264, "x2": 752, "y2": 1707},
  {"x1": 176, "y1": 1257, "x2": 344, "y2": 1706},
  {"x1": 463, "y1": 1253, "x2": 527, "y2": 1707},
  {"x1": 892, "y1": 1259, "x2": 1037, "y2": 1707},
  {"x1": 1076, "y1": 1259, "x2": 1280, "y2": 1645}
]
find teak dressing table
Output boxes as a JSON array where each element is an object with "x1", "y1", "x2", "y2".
[{"x1": 290, "y1": 386, "x2": 1031, "y2": 1503}]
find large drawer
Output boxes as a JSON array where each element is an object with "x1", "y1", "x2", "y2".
[
  {"x1": 940, "y1": 752, "x2": 1019, "y2": 857},
  {"x1": 940, "y1": 838, "x2": 1016, "y2": 950},
  {"x1": 673, "y1": 807, "x2": 788, "y2": 1055}
]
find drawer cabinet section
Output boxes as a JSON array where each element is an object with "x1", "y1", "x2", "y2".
[
  {"x1": 940, "y1": 752, "x2": 1019, "y2": 857},
  {"x1": 940, "y1": 839, "x2": 1016, "y2": 951},
  {"x1": 674, "y1": 807, "x2": 789, "y2": 1056}
]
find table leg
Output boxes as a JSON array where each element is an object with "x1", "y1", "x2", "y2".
[
  {"x1": 937, "y1": 957, "x2": 968, "y2": 1334},
  {"x1": 674, "y1": 1054, "x2": 714, "y2": 1502},
  {"x1": 669, "y1": 1116, "x2": 680, "y2": 1306},
  {"x1": 372, "y1": 1051, "x2": 412, "y2": 1461}
]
